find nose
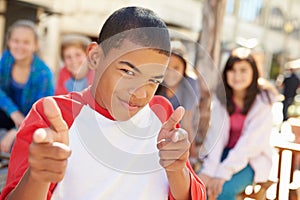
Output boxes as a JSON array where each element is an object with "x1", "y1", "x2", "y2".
[
  {"x1": 232, "y1": 71, "x2": 240, "y2": 78},
  {"x1": 129, "y1": 85, "x2": 147, "y2": 99},
  {"x1": 69, "y1": 56, "x2": 77, "y2": 64}
]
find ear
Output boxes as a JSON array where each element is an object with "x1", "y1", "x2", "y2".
[{"x1": 86, "y1": 42, "x2": 103, "y2": 70}]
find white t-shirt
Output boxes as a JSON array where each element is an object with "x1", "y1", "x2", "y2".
[{"x1": 51, "y1": 105, "x2": 169, "y2": 200}]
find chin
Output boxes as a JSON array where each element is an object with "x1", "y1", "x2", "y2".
[
  {"x1": 113, "y1": 113, "x2": 132, "y2": 121},
  {"x1": 118, "y1": 109, "x2": 141, "y2": 121},
  {"x1": 110, "y1": 107, "x2": 131, "y2": 121},
  {"x1": 11, "y1": 54, "x2": 25, "y2": 61}
]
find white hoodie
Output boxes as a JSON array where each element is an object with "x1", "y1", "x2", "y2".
[{"x1": 200, "y1": 91, "x2": 274, "y2": 183}]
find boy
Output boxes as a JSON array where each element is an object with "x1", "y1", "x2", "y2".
[
  {"x1": 55, "y1": 34, "x2": 94, "y2": 95},
  {"x1": 1, "y1": 7, "x2": 205, "y2": 200}
]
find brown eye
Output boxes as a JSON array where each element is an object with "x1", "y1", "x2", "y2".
[
  {"x1": 121, "y1": 69, "x2": 135, "y2": 76},
  {"x1": 149, "y1": 79, "x2": 161, "y2": 84}
]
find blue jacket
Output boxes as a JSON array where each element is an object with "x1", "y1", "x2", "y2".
[{"x1": 0, "y1": 50, "x2": 54, "y2": 116}]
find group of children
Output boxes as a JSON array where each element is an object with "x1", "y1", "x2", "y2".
[
  {"x1": 0, "y1": 20, "x2": 94, "y2": 154},
  {"x1": 0, "y1": 5, "x2": 276, "y2": 200},
  {"x1": 0, "y1": 6, "x2": 206, "y2": 200}
]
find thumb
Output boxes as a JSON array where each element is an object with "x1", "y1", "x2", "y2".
[
  {"x1": 162, "y1": 106, "x2": 185, "y2": 131},
  {"x1": 33, "y1": 128, "x2": 53, "y2": 144},
  {"x1": 158, "y1": 106, "x2": 185, "y2": 142},
  {"x1": 43, "y1": 97, "x2": 69, "y2": 145}
]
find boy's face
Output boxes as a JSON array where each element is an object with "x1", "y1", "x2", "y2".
[
  {"x1": 91, "y1": 41, "x2": 169, "y2": 121},
  {"x1": 63, "y1": 45, "x2": 87, "y2": 78}
]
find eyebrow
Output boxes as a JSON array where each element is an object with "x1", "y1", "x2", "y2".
[{"x1": 119, "y1": 61, "x2": 164, "y2": 79}]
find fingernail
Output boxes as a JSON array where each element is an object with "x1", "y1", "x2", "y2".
[
  {"x1": 157, "y1": 138, "x2": 166, "y2": 145},
  {"x1": 172, "y1": 132, "x2": 179, "y2": 142},
  {"x1": 33, "y1": 128, "x2": 47, "y2": 143}
]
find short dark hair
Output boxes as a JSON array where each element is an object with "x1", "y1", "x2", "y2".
[{"x1": 97, "y1": 6, "x2": 170, "y2": 55}]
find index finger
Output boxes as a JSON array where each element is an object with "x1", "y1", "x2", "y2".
[
  {"x1": 43, "y1": 97, "x2": 69, "y2": 145},
  {"x1": 162, "y1": 106, "x2": 185, "y2": 131}
]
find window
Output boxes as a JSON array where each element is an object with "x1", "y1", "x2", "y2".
[{"x1": 226, "y1": 0, "x2": 263, "y2": 22}]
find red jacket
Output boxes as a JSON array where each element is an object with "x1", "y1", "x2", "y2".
[{"x1": 55, "y1": 66, "x2": 94, "y2": 95}]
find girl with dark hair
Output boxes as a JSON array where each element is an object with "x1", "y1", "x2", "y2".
[{"x1": 198, "y1": 47, "x2": 276, "y2": 199}]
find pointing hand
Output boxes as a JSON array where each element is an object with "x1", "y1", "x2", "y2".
[
  {"x1": 29, "y1": 97, "x2": 71, "y2": 183},
  {"x1": 157, "y1": 106, "x2": 190, "y2": 171}
]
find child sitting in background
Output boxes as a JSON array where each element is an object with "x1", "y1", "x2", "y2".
[
  {"x1": 0, "y1": 19, "x2": 54, "y2": 153},
  {"x1": 155, "y1": 40, "x2": 200, "y2": 170},
  {"x1": 55, "y1": 34, "x2": 94, "y2": 95},
  {"x1": 198, "y1": 47, "x2": 275, "y2": 200}
]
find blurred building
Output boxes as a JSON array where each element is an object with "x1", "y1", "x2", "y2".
[
  {"x1": 222, "y1": 0, "x2": 300, "y2": 80},
  {"x1": 0, "y1": 0, "x2": 201, "y2": 74},
  {"x1": 1, "y1": 0, "x2": 300, "y2": 80}
]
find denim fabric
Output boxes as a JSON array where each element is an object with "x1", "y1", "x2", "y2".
[{"x1": 217, "y1": 148, "x2": 254, "y2": 200}]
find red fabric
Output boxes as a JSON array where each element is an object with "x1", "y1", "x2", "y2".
[
  {"x1": 226, "y1": 105, "x2": 246, "y2": 148},
  {"x1": 0, "y1": 88, "x2": 205, "y2": 200},
  {"x1": 54, "y1": 66, "x2": 94, "y2": 95},
  {"x1": 149, "y1": 95, "x2": 180, "y2": 129}
]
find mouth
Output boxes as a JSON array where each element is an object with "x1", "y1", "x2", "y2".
[
  {"x1": 119, "y1": 98, "x2": 142, "y2": 111},
  {"x1": 233, "y1": 80, "x2": 243, "y2": 84}
]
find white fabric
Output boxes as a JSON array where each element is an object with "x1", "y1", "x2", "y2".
[
  {"x1": 51, "y1": 104, "x2": 169, "y2": 200},
  {"x1": 201, "y1": 93, "x2": 274, "y2": 183}
]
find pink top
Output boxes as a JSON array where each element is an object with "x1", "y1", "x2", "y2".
[{"x1": 226, "y1": 105, "x2": 246, "y2": 148}]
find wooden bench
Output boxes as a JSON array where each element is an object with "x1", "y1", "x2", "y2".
[{"x1": 237, "y1": 181, "x2": 274, "y2": 200}]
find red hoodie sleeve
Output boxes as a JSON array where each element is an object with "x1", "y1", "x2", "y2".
[
  {"x1": 167, "y1": 161, "x2": 206, "y2": 200},
  {"x1": 150, "y1": 96, "x2": 206, "y2": 199},
  {"x1": 0, "y1": 94, "x2": 84, "y2": 200}
]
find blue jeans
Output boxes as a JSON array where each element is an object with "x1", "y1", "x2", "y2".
[{"x1": 217, "y1": 148, "x2": 254, "y2": 200}]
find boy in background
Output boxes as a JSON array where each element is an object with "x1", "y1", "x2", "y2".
[{"x1": 55, "y1": 34, "x2": 94, "y2": 95}]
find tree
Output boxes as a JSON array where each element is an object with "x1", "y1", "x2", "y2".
[{"x1": 192, "y1": 0, "x2": 227, "y2": 171}]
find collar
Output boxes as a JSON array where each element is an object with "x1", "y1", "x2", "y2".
[{"x1": 82, "y1": 87, "x2": 115, "y2": 121}]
